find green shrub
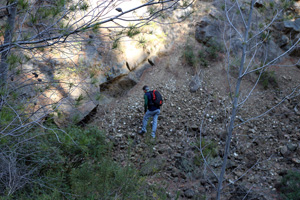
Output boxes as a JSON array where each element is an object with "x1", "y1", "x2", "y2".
[
  {"x1": 112, "y1": 38, "x2": 120, "y2": 49},
  {"x1": 206, "y1": 39, "x2": 223, "y2": 60},
  {"x1": 278, "y1": 170, "x2": 300, "y2": 200},
  {"x1": 259, "y1": 70, "x2": 278, "y2": 89},
  {"x1": 183, "y1": 44, "x2": 197, "y2": 67},
  {"x1": 193, "y1": 139, "x2": 218, "y2": 166},
  {"x1": 127, "y1": 25, "x2": 140, "y2": 38},
  {"x1": 70, "y1": 160, "x2": 150, "y2": 199},
  {"x1": 5, "y1": 125, "x2": 167, "y2": 199},
  {"x1": 198, "y1": 50, "x2": 208, "y2": 67}
]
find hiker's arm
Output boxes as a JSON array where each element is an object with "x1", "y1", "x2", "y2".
[{"x1": 144, "y1": 94, "x2": 148, "y2": 113}]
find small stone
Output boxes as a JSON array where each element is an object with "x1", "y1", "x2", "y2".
[
  {"x1": 292, "y1": 158, "x2": 300, "y2": 164},
  {"x1": 280, "y1": 146, "x2": 289, "y2": 157},
  {"x1": 287, "y1": 143, "x2": 298, "y2": 152},
  {"x1": 184, "y1": 189, "x2": 195, "y2": 199}
]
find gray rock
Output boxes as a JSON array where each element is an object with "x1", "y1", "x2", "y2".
[
  {"x1": 289, "y1": 38, "x2": 300, "y2": 57},
  {"x1": 287, "y1": 143, "x2": 298, "y2": 152},
  {"x1": 280, "y1": 145, "x2": 290, "y2": 157},
  {"x1": 272, "y1": 22, "x2": 286, "y2": 32},
  {"x1": 184, "y1": 189, "x2": 195, "y2": 199},
  {"x1": 292, "y1": 158, "x2": 300, "y2": 164},
  {"x1": 254, "y1": 0, "x2": 264, "y2": 8},
  {"x1": 284, "y1": 18, "x2": 300, "y2": 32},
  {"x1": 140, "y1": 158, "x2": 165, "y2": 176},
  {"x1": 278, "y1": 35, "x2": 289, "y2": 48},
  {"x1": 189, "y1": 74, "x2": 202, "y2": 93},
  {"x1": 265, "y1": 39, "x2": 284, "y2": 62},
  {"x1": 133, "y1": 62, "x2": 153, "y2": 79},
  {"x1": 195, "y1": 17, "x2": 221, "y2": 45}
]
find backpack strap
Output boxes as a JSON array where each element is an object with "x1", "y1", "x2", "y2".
[{"x1": 152, "y1": 90, "x2": 156, "y2": 100}]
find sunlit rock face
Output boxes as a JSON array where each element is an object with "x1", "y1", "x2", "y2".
[
  {"x1": 26, "y1": 0, "x2": 180, "y2": 126},
  {"x1": 294, "y1": 1, "x2": 300, "y2": 15}
]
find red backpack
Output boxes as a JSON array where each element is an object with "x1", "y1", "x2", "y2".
[{"x1": 151, "y1": 90, "x2": 163, "y2": 107}]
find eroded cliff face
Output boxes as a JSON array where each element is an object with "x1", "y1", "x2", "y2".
[{"x1": 19, "y1": 0, "x2": 188, "y2": 126}]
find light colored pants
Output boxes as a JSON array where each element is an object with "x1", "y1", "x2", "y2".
[{"x1": 142, "y1": 109, "x2": 160, "y2": 138}]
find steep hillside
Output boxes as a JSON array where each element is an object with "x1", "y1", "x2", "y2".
[
  {"x1": 90, "y1": 1, "x2": 300, "y2": 199},
  {"x1": 92, "y1": 33, "x2": 300, "y2": 199}
]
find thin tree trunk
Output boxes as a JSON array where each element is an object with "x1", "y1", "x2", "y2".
[
  {"x1": 0, "y1": 1, "x2": 17, "y2": 87},
  {"x1": 216, "y1": 1, "x2": 255, "y2": 199}
]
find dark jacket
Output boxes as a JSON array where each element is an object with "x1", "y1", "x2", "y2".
[{"x1": 144, "y1": 91, "x2": 160, "y2": 112}]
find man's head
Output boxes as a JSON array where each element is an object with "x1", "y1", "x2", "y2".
[{"x1": 142, "y1": 85, "x2": 150, "y2": 93}]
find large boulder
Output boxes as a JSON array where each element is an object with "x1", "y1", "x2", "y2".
[
  {"x1": 284, "y1": 18, "x2": 300, "y2": 32},
  {"x1": 195, "y1": 17, "x2": 221, "y2": 45},
  {"x1": 281, "y1": 18, "x2": 300, "y2": 56}
]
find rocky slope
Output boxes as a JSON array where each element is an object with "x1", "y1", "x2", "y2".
[
  {"x1": 88, "y1": 1, "x2": 300, "y2": 199},
  {"x1": 92, "y1": 39, "x2": 300, "y2": 199}
]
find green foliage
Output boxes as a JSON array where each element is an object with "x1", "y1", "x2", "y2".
[
  {"x1": 198, "y1": 50, "x2": 208, "y2": 67},
  {"x1": 282, "y1": 0, "x2": 295, "y2": 10},
  {"x1": 148, "y1": 6, "x2": 157, "y2": 15},
  {"x1": 279, "y1": 170, "x2": 300, "y2": 200},
  {"x1": 80, "y1": 2, "x2": 89, "y2": 11},
  {"x1": 69, "y1": 4, "x2": 77, "y2": 11},
  {"x1": 193, "y1": 139, "x2": 218, "y2": 166},
  {"x1": 75, "y1": 94, "x2": 85, "y2": 106},
  {"x1": 112, "y1": 38, "x2": 120, "y2": 49},
  {"x1": 258, "y1": 6, "x2": 266, "y2": 14},
  {"x1": 258, "y1": 70, "x2": 278, "y2": 89},
  {"x1": 4, "y1": 125, "x2": 167, "y2": 199},
  {"x1": 183, "y1": 44, "x2": 197, "y2": 67},
  {"x1": 7, "y1": 54, "x2": 22, "y2": 70},
  {"x1": 95, "y1": 93, "x2": 102, "y2": 101},
  {"x1": 92, "y1": 24, "x2": 100, "y2": 33},
  {"x1": 182, "y1": 0, "x2": 190, "y2": 7},
  {"x1": 184, "y1": 39, "x2": 223, "y2": 68},
  {"x1": 0, "y1": 106, "x2": 15, "y2": 127},
  {"x1": 90, "y1": 77, "x2": 98, "y2": 85},
  {"x1": 17, "y1": 0, "x2": 29, "y2": 10},
  {"x1": 138, "y1": 36, "x2": 147, "y2": 48},
  {"x1": 206, "y1": 39, "x2": 223, "y2": 60},
  {"x1": 127, "y1": 25, "x2": 141, "y2": 38},
  {"x1": 56, "y1": 0, "x2": 67, "y2": 7},
  {"x1": 221, "y1": 4, "x2": 225, "y2": 11},
  {"x1": 0, "y1": 98, "x2": 25, "y2": 130},
  {"x1": 70, "y1": 160, "x2": 147, "y2": 199},
  {"x1": 60, "y1": 126, "x2": 109, "y2": 159}
]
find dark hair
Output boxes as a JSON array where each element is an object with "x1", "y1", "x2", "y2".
[{"x1": 142, "y1": 85, "x2": 149, "y2": 91}]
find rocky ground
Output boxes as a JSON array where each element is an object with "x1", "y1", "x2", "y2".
[
  {"x1": 91, "y1": 36, "x2": 300, "y2": 199},
  {"x1": 88, "y1": 1, "x2": 300, "y2": 199}
]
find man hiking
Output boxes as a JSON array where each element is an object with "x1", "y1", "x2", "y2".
[{"x1": 138, "y1": 85, "x2": 161, "y2": 139}]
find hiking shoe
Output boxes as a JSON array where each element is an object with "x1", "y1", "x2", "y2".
[{"x1": 138, "y1": 130, "x2": 146, "y2": 135}]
